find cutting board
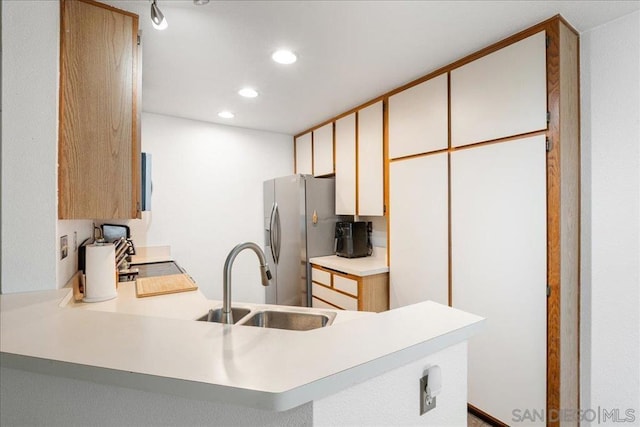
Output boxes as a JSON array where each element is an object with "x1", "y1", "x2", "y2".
[{"x1": 135, "y1": 274, "x2": 197, "y2": 298}]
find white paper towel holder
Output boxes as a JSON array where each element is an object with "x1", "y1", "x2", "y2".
[{"x1": 83, "y1": 240, "x2": 117, "y2": 303}]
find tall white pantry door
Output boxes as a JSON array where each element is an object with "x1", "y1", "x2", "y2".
[{"x1": 451, "y1": 135, "x2": 547, "y2": 425}]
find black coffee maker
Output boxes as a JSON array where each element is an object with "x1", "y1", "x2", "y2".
[{"x1": 334, "y1": 221, "x2": 373, "y2": 258}]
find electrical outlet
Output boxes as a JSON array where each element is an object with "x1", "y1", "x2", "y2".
[
  {"x1": 73, "y1": 231, "x2": 78, "y2": 252},
  {"x1": 60, "y1": 235, "x2": 69, "y2": 260},
  {"x1": 420, "y1": 374, "x2": 436, "y2": 415}
]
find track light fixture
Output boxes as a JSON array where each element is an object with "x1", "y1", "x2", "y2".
[{"x1": 150, "y1": 0, "x2": 168, "y2": 30}]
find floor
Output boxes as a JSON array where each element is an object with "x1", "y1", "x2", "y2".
[{"x1": 468, "y1": 412, "x2": 495, "y2": 427}]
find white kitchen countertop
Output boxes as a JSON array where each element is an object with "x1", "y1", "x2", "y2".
[
  {"x1": 310, "y1": 247, "x2": 389, "y2": 276},
  {"x1": 0, "y1": 280, "x2": 483, "y2": 411}
]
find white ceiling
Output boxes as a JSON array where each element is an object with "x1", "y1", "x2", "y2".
[{"x1": 105, "y1": 1, "x2": 640, "y2": 135}]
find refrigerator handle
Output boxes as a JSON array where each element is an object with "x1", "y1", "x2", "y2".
[
  {"x1": 269, "y1": 203, "x2": 278, "y2": 264},
  {"x1": 274, "y1": 203, "x2": 281, "y2": 263}
]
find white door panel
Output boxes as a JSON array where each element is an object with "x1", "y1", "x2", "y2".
[
  {"x1": 451, "y1": 31, "x2": 547, "y2": 147},
  {"x1": 388, "y1": 74, "x2": 449, "y2": 158},
  {"x1": 335, "y1": 113, "x2": 356, "y2": 215},
  {"x1": 389, "y1": 153, "x2": 449, "y2": 308},
  {"x1": 313, "y1": 123, "x2": 334, "y2": 176},
  {"x1": 357, "y1": 101, "x2": 384, "y2": 216},
  {"x1": 451, "y1": 135, "x2": 547, "y2": 425},
  {"x1": 295, "y1": 133, "x2": 312, "y2": 175}
]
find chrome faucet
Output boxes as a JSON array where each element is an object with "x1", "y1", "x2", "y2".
[{"x1": 222, "y1": 242, "x2": 272, "y2": 324}]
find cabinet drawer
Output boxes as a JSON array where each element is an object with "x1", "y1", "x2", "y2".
[
  {"x1": 311, "y1": 267, "x2": 331, "y2": 286},
  {"x1": 312, "y1": 283, "x2": 358, "y2": 311},
  {"x1": 312, "y1": 297, "x2": 340, "y2": 310},
  {"x1": 333, "y1": 274, "x2": 358, "y2": 297}
]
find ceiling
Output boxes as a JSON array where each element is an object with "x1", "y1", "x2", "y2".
[{"x1": 104, "y1": 1, "x2": 640, "y2": 135}]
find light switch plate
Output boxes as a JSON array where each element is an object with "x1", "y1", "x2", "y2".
[{"x1": 60, "y1": 235, "x2": 69, "y2": 260}]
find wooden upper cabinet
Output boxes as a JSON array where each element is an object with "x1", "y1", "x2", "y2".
[
  {"x1": 59, "y1": 0, "x2": 141, "y2": 219},
  {"x1": 334, "y1": 113, "x2": 356, "y2": 215},
  {"x1": 357, "y1": 101, "x2": 384, "y2": 216},
  {"x1": 450, "y1": 31, "x2": 547, "y2": 147},
  {"x1": 388, "y1": 73, "x2": 448, "y2": 159},
  {"x1": 295, "y1": 132, "x2": 313, "y2": 175},
  {"x1": 313, "y1": 123, "x2": 334, "y2": 177}
]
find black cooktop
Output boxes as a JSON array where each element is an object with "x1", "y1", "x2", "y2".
[{"x1": 132, "y1": 261, "x2": 183, "y2": 278}]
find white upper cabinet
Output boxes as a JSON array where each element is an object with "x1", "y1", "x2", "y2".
[
  {"x1": 334, "y1": 113, "x2": 356, "y2": 215},
  {"x1": 313, "y1": 123, "x2": 334, "y2": 177},
  {"x1": 450, "y1": 31, "x2": 547, "y2": 147},
  {"x1": 388, "y1": 73, "x2": 448, "y2": 159},
  {"x1": 357, "y1": 101, "x2": 384, "y2": 216},
  {"x1": 295, "y1": 132, "x2": 313, "y2": 175}
]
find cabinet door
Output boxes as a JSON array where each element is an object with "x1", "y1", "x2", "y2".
[
  {"x1": 334, "y1": 113, "x2": 356, "y2": 215},
  {"x1": 357, "y1": 101, "x2": 384, "y2": 216},
  {"x1": 388, "y1": 74, "x2": 448, "y2": 159},
  {"x1": 451, "y1": 135, "x2": 546, "y2": 424},
  {"x1": 389, "y1": 153, "x2": 448, "y2": 308},
  {"x1": 313, "y1": 123, "x2": 334, "y2": 176},
  {"x1": 295, "y1": 133, "x2": 313, "y2": 175},
  {"x1": 451, "y1": 31, "x2": 547, "y2": 147},
  {"x1": 59, "y1": 0, "x2": 140, "y2": 219}
]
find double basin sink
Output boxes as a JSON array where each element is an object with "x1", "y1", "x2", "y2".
[{"x1": 197, "y1": 306, "x2": 336, "y2": 331}]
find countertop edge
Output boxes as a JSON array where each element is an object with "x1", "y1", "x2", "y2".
[
  {"x1": 0, "y1": 287, "x2": 484, "y2": 412},
  {"x1": 0, "y1": 318, "x2": 484, "y2": 411},
  {"x1": 309, "y1": 255, "x2": 389, "y2": 276}
]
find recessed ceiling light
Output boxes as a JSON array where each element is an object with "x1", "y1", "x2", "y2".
[
  {"x1": 272, "y1": 49, "x2": 297, "y2": 65},
  {"x1": 218, "y1": 111, "x2": 234, "y2": 119},
  {"x1": 238, "y1": 88, "x2": 259, "y2": 98}
]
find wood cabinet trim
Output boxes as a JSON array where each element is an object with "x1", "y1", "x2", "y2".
[
  {"x1": 75, "y1": 0, "x2": 139, "y2": 18},
  {"x1": 355, "y1": 111, "x2": 360, "y2": 214}
]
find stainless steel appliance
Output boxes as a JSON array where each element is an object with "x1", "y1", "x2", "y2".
[
  {"x1": 335, "y1": 221, "x2": 372, "y2": 258},
  {"x1": 264, "y1": 175, "x2": 340, "y2": 307}
]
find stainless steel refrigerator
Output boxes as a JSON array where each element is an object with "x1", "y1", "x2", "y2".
[{"x1": 263, "y1": 175, "x2": 340, "y2": 307}]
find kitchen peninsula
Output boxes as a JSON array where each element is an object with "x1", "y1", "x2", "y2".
[{"x1": 0, "y1": 278, "x2": 483, "y2": 426}]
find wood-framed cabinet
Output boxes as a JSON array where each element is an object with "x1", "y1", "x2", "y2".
[
  {"x1": 387, "y1": 19, "x2": 579, "y2": 426},
  {"x1": 332, "y1": 102, "x2": 384, "y2": 216},
  {"x1": 58, "y1": 0, "x2": 141, "y2": 219},
  {"x1": 294, "y1": 132, "x2": 313, "y2": 175},
  {"x1": 334, "y1": 113, "x2": 357, "y2": 214},
  {"x1": 357, "y1": 101, "x2": 384, "y2": 216},
  {"x1": 312, "y1": 123, "x2": 334, "y2": 177},
  {"x1": 295, "y1": 15, "x2": 579, "y2": 427},
  {"x1": 310, "y1": 264, "x2": 388, "y2": 313},
  {"x1": 388, "y1": 73, "x2": 448, "y2": 159}
]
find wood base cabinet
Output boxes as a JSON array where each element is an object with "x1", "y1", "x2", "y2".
[
  {"x1": 311, "y1": 265, "x2": 388, "y2": 312},
  {"x1": 59, "y1": 0, "x2": 141, "y2": 219}
]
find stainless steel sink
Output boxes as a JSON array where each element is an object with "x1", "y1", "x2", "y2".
[
  {"x1": 240, "y1": 310, "x2": 333, "y2": 331},
  {"x1": 197, "y1": 307, "x2": 250, "y2": 324}
]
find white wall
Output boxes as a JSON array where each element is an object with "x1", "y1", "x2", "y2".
[
  {"x1": 0, "y1": 367, "x2": 312, "y2": 426},
  {"x1": 1, "y1": 342, "x2": 467, "y2": 426},
  {"x1": 1, "y1": 0, "x2": 95, "y2": 294},
  {"x1": 123, "y1": 113, "x2": 292, "y2": 303},
  {"x1": 580, "y1": 10, "x2": 640, "y2": 423}
]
